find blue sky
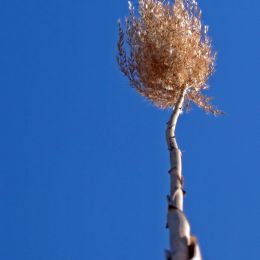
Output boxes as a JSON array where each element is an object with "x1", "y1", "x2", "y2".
[{"x1": 0, "y1": 0, "x2": 259, "y2": 259}]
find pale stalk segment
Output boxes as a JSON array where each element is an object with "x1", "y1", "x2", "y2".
[{"x1": 165, "y1": 90, "x2": 202, "y2": 260}]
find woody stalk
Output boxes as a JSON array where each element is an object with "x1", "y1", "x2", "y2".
[{"x1": 117, "y1": 0, "x2": 221, "y2": 259}]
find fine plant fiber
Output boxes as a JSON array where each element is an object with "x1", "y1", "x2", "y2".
[{"x1": 117, "y1": 0, "x2": 221, "y2": 114}]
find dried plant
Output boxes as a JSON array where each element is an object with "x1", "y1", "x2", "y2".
[{"x1": 117, "y1": 0, "x2": 221, "y2": 114}]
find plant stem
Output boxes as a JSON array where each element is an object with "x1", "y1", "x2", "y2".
[{"x1": 165, "y1": 90, "x2": 202, "y2": 260}]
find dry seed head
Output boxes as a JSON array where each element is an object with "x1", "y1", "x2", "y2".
[{"x1": 117, "y1": 0, "x2": 221, "y2": 114}]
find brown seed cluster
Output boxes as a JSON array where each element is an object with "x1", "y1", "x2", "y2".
[{"x1": 117, "y1": 0, "x2": 221, "y2": 114}]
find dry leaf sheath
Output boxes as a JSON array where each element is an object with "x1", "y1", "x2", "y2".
[{"x1": 117, "y1": 0, "x2": 221, "y2": 114}]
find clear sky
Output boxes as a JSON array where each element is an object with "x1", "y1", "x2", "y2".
[{"x1": 0, "y1": 0, "x2": 259, "y2": 259}]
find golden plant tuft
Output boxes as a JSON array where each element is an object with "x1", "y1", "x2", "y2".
[{"x1": 117, "y1": 0, "x2": 221, "y2": 114}]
